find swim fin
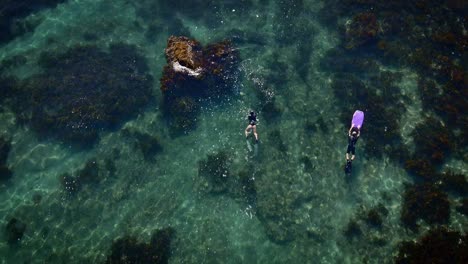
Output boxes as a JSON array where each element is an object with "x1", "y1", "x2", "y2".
[{"x1": 344, "y1": 160, "x2": 352, "y2": 174}]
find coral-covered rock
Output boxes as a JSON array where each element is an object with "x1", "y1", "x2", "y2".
[
  {"x1": 345, "y1": 12, "x2": 380, "y2": 49},
  {"x1": 0, "y1": 0, "x2": 65, "y2": 43},
  {"x1": 256, "y1": 194, "x2": 296, "y2": 243},
  {"x1": 344, "y1": 219, "x2": 362, "y2": 240},
  {"x1": 365, "y1": 209, "x2": 383, "y2": 228},
  {"x1": 411, "y1": 117, "x2": 452, "y2": 165},
  {"x1": 0, "y1": 137, "x2": 11, "y2": 164},
  {"x1": 456, "y1": 198, "x2": 468, "y2": 216},
  {"x1": 404, "y1": 159, "x2": 437, "y2": 181},
  {"x1": 401, "y1": 183, "x2": 450, "y2": 230},
  {"x1": 160, "y1": 36, "x2": 239, "y2": 134},
  {"x1": 59, "y1": 173, "x2": 81, "y2": 197},
  {"x1": 0, "y1": 137, "x2": 13, "y2": 181},
  {"x1": 439, "y1": 171, "x2": 468, "y2": 195},
  {"x1": 396, "y1": 228, "x2": 468, "y2": 264},
  {"x1": 0, "y1": 166, "x2": 13, "y2": 181},
  {"x1": 59, "y1": 158, "x2": 107, "y2": 197},
  {"x1": 165, "y1": 36, "x2": 203, "y2": 73},
  {"x1": 198, "y1": 151, "x2": 231, "y2": 194},
  {"x1": 17, "y1": 44, "x2": 153, "y2": 145},
  {"x1": 77, "y1": 159, "x2": 100, "y2": 184},
  {"x1": 122, "y1": 128, "x2": 163, "y2": 161},
  {"x1": 5, "y1": 218, "x2": 26, "y2": 244},
  {"x1": 105, "y1": 227, "x2": 175, "y2": 264},
  {"x1": 330, "y1": 73, "x2": 408, "y2": 161}
]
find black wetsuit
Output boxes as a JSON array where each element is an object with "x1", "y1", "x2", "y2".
[
  {"x1": 346, "y1": 135, "x2": 358, "y2": 155},
  {"x1": 248, "y1": 114, "x2": 257, "y2": 125}
]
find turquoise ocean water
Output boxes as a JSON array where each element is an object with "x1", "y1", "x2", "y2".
[{"x1": 0, "y1": 0, "x2": 466, "y2": 263}]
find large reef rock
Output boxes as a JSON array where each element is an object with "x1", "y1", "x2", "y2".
[
  {"x1": 14, "y1": 44, "x2": 153, "y2": 145},
  {"x1": 164, "y1": 36, "x2": 204, "y2": 78},
  {"x1": 396, "y1": 228, "x2": 468, "y2": 263},
  {"x1": 0, "y1": 137, "x2": 13, "y2": 181},
  {"x1": 345, "y1": 12, "x2": 380, "y2": 49},
  {"x1": 401, "y1": 183, "x2": 450, "y2": 230},
  {"x1": 0, "y1": 0, "x2": 66, "y2": 43},
  {"x1": 105, "y1": 227, "x2": 175, "y2": 264},
  {"x1": 160, "y1": 36, "x2": 239, "y2": 134}
]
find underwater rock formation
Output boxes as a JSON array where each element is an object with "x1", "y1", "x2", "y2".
[
  {"x1": 15, "y1": 44, "x2": 153, "y2": 145},
  {"x1": 344, "y1": 219, "x2": 362, "y2": 240},
  {"x1": 105, "y1": 227, "x2": 175, "y2": 264},
  {"x1": 5, "y1": 217, "x2": 27, "y2": 244},
  {"x1": 160, "y1": 36, "x2": 239, "y2": 134},
  {"x1": 396, "y1": 228, "x2": 468, "y2": 263},
  {"x1": 59, "y1": 158, "x2": 108, "y2": 197},
  {"x1": 0, "y1": 0, "x2": 66, "y2": 43},
  {"x1": 411, "y1": 117, "x2": 452, "y2": 165},
  {"x1": 401, "y1": 183, "x2": 450, "y2": 230},
  {"x1": 456, "y1": 198, "x2": 468, "y2": 216},
  {"x1": 404, "y1": 159, "x2": 437, "y2": 182},
  {"x1": 122, "y1": 128, "x2": 163, "y2": 161},
  {"x1": 198, "y1": 151, "x2": 231, "y2": 194},
  {"x1": 59, "y1": 173, "x2": 81, "y2": 197},
  {"x1": 330, "y1": 73, "x2": 408, "y2": 161},
  {"x1": 365, "y1": 208, "x2": 384, "y2": 228},
  {"x1": 438, "y1": 171, "x2": 468, "y2": 195},
  {"x1": 163, "y1": 36, "x2": 204, "y2": 79},
  {"x1": 0, "y1": 137, "x2": 11, "y2": 165},
  {"x1": 322, "y1": 0, "x2": 467, "y2": 163},
  {"x1": 0, "y1": 137, "x2": 13, "y2": 181},
  {"x1": 345, "y1": 12, "x2": 380, "y2": 49}
]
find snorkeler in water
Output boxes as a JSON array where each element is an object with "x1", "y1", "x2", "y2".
[
  {"x1": 245, "y1": 111, "x2": 258, "y2": 143},
  {"x1": 346, "y1": 126, "x2": 360, "y2": 161}
]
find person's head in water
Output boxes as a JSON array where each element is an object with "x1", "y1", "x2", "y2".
[
  {"x1": 250, "y1": 111, "x2": 255, "y2": 117},
  {"x1": 350, "y1": 127, "x2": 359, "y2": 137}
]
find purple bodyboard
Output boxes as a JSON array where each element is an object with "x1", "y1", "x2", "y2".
[{"x1": 351, "y1": 110, "x2": 364, "y2": 129}]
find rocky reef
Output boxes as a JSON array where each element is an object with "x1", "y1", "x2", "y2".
[
  {"x1": 121, "y1": 128, "x2": 163, "y2": 161},
  {"x1": 0, "y1": 137, "x2": 13, "y2": 181},
  {"x1": 330, "y1": 72, "x2": 408, "y2": 161},
  {"x1": 59, "y1": 158, "x2": 110, "y2": 197},
  {"x1": 5, "y1": 217, "x2": 27, "y2": 244},
  {"x1": 105, "y1": 227, "x2": 175, "y2": 264},
  {"x1": 9, "y1": 44, "x2": 153, "y2": 146},
  {"x1": 345, "y1": 12, "x2": 380, "y2": 49},
  {"x1": 396, "y1": 228, "x2": 468, "y2": 263},
  {"x1": 0, "y1": 0, "x2": 66, "y2": 43},
  {"x1": 197, "y1": 151, "x2": 232, "y2": 194},
  {"x1": 401, "y1": 183, "x2": 450, "y2": 230},
  {"x1": 160, "y1": 36, "x2": 239, "y2": 134}
]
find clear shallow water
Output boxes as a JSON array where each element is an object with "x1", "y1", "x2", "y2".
[{"x1": 0, "y1": 0, "x2": 467, "y2": 263}]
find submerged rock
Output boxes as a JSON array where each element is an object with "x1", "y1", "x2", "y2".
[
  {"x1": 16, "y1": 44, "x2": 153, "y2": 146},
  {"x1": 198, "y1": 151, "x2": 231, "y2": 194},
  {"x1": 0, "y1": 137, "x2": 13, "y2": 181},
  {"x1": 160, "y1": 35, "x2": 239, "y2": 134},
  {"x1": 344, "y1": 219, "x2": 362, "y2": 240},
  {"x1": 105, "y1": 227, "x2": 175, "y2": 264},
  {"x1": 401, "y1": 183, "x2": 450, "y2": 230},
  {"x1": 345, "y1": 12, "x2": 380, "y2": 49},
  {"x1": 122, "y1": 128, "x2": 163, "y2": 161},
  {"x1": 164, "y1": 36, "x2": 204, "y2": 78},
  {"x1": 5, "y1": 218, "x2": 27, "y2": 244},
  {"x1": 456, "y1": 198, "x2": 468, "y2": 216},
  {"x1": 0, "y1": 137, "x2": 11, "y2": 165},
  {"x1": 396, "y1": 228, "x2": 468, "y2": 263},
  {"x1": 0, "y1": 0, "x2": 66, "y2": 43}
]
